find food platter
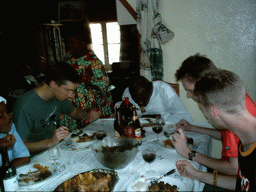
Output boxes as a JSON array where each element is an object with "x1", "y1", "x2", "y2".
[
  {"x1": 17, "y1": 163, "x2": 56, "y2": 186},
  {"x1": 127, "y1": 177, "x2": 187, "y2": 191},
  {"x1": 54, "y1": 169, "x2": 119, "y2": 192},
  {"x1": 60, "y1": 130, "x2": 96, "y2": 151}
]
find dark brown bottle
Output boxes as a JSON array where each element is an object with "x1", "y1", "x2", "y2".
[
  {"x1": 0, "y1": 147, "x2": 19, "y2": 191},
  {"x1": 121, "y1": 97, "x2": 135, "y2": 139},
  {"x1": 114, "y1": 106, "x2": 123, "y2": 138}
]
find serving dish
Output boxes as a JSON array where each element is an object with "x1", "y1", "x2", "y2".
[
  {"x1": 17, "y1": 163, "x2": 56, "y2": 186},
  {"x1": 91, "y1": 136, "x2": 139, "y2": 169},
  {"x1": 54, "y1": 168, "x2": 118, "y2": 192}
]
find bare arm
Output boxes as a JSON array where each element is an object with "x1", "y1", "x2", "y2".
[
  {"x1": 69, "y1": 108, "x2": 100, "y2": 123},
  {"x1": 172, "y1": 128, "x2": 238, "y2": 175},
  {"x1": 23, "y1": 126, "x2": 69, "y2": 153},
  {"x1": 176, "y1": 119, "x2": 221, "y2": 140},
  {"x1": 176, "y1": 160, "x2": 237, "y2": 191},
  {"x1": 12, "y1": 157, "x2": 30, "y2": 167}
]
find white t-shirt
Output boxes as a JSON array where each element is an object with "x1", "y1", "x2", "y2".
[{"x1": 117, "y1": 81, "x2": 193, "y2": 124}]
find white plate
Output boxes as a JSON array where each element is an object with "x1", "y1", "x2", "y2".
[
  {"x1": 158, "y1": 136, "x2": 199, "y2": 150},
  {"x1": 127, "y1": 177, "x2": 187, "y2": 191},
  {"x1": 17, "y1": 163, "x2": 56, "y2": 186},
  {"x1": 61, "y1": 130, "x2": 96, "y2": 151}
]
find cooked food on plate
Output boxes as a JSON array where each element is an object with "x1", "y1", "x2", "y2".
[
  {"x1": 149, "y1": 181, "x2": 179, "y2": 192},
  {"x1": 70, "y1": 131, "x2": 96, "y2": 143},
  {"x1": 54, "y1": 169, "x2": 118, "y2": 192},
  {"x1": 18, "y1": 164, "x2": 52, "y2": 185},
  {"x1": 162, "y1": 137, "x2": 194, "y2": 148}
]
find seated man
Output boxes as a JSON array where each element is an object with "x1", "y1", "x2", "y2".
[
  {"x1": 117, "y1": 76, "x2": 193, "y2": 124},
  {"x1": 175, "y1": 69, "x2": 256, "y2": 191},
  {"x1": 0, "y1": 96, "x2": 30, "y2": 167},
  {"x1": 12, "y1": 62, "x2": 100, "y2": 155},
  {"x1": 174, "y1": 53, "x2": 256, "y2": 176}
]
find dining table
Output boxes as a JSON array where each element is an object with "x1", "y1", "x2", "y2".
[{"x1": 16, "y1": 118, "x2": 213, "y2": 191}]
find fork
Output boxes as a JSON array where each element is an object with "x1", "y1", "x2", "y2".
[{"x1": 150, "y1": 169, "x2": 176, "y2": 184}]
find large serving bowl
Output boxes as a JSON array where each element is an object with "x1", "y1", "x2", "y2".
[{"x1": 91, "y1": 136, "x2": 139, "y2": 170}]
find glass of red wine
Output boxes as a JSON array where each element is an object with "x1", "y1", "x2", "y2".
[
  {"x1": 142, "y1": 148, "x2": 156, "y2": 176},
  {"x1": 152, "y1": 116, "x2": 165, "y2": 144}
]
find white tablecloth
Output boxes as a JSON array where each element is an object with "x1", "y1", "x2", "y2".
[{"x1": 17, "y1": 118, "x2": 212, "y2": 191}]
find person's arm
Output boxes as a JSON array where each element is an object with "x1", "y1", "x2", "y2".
[
  {"x1": 176, "y1": 160, "x2": 237, "y2": 191},
  {"x1": 69, "y1": 108, "x2": 100, "y2": 123},
  {"x1": 176, "y1": 119, "x2": 221, "y2": 140},
  {"x1": 23, "y1": 126, "x2": 69, "y2": 153},
  {"x1": 172, "y1": 128, "x2": 238, "y2": 175},
  {"x1": 12, "y1": 157, "x2": 30, "y2": 167}
]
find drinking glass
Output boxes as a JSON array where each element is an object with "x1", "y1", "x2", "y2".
[
  {"x1": 48, "y1": 146, "x2": 60, "y2": 167},
  {"x1": 152, "y1": 116, "x2": 165, "y2": 143},
  {"x1": 142, "y1": 148, "x2": 156, "y2": 176}
]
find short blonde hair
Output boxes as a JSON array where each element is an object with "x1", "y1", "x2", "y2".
[{"x1": 194, "y1": 69, "x2": 246, "y2": 114}]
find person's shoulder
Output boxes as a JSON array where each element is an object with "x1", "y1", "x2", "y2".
[
  {"x1": 153, "y1": 81, "x2": 172, "y2": 89},
  {"x1": 13, "y1": 89, "x2": 37, "y2": 111}
]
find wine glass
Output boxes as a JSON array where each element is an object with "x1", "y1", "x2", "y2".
[
  {"x1": 142, "y1": 148, "x2": 156, "y2": 176},
  {"x1": 152, "y1": 116, "x2": 165, "y2": 143},
  {"x1": 48, "y1": 146, "x2": 60, "y2": 168}
]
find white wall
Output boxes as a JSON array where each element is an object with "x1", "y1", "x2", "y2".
[{"x1": 125, "y1": 0, "x2": 256, "y2": 158}]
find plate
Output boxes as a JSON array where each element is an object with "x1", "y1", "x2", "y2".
[
  {"x1": 127, "y1": 177, "x2": 187, "y2": 191},
  {"x1": 54, "y1": 168, "x2": 119, "y2": 191},
  {"x1": 158, "y1": 136, "x2": 199, "y2": 149},
  {"x1": 61, "y1": 130, "x2": 96, "y2": 151},
  {"x1": 17, "y1": 163, "x2": 56, "y2": 186}
]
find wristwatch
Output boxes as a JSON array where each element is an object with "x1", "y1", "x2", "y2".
[{"x1": 189, "y1": 150, "x2": 197, "y2": 161}]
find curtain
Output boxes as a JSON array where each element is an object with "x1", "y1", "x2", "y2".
[{"x1": 137, "y1": 0, "x2": 174, "y2": 81}]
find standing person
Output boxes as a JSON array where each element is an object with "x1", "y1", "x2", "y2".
[
  {"x1": 60, "y1": 21, "x2": 114, "y2": 131},
  {"x1": 175, "y1": 69, "x2": 256, "y2": 191},
  {"x1": 117, "y1": 76, "x2": 193, "y2": 124},
  {"x1": 174, "y1": 53, "x2": 256, "y2": 176},
  {"x1": 0, "y1": 96, "x2": 30, "y2": 167},
  {"x1": 12, "y1": 62, "x2": 100, "y2": 155}
]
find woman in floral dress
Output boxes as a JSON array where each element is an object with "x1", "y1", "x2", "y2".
[{"x1": 60, "y1": 22, "x2": 114, "y2": 131}]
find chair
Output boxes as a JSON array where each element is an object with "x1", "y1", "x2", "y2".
[{"x1": 167, "y1": 82, "x2": 180, "y2": 96}]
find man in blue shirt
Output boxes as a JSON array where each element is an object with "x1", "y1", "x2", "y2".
[{"x1": 0, "y1": 96, "x2": 30, "y2": 167}]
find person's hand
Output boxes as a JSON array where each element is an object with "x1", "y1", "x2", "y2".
[
  {"x1": 172, "y1": 128, "x2": 191, "y2": 158},
  {"x1": 50, "y1": 126, "x2": 70, "y2": 146},
  {"x1": 0, "y1": 134, "x2": 16, "y2": 149},
  {"x1": 175, "y1": 119, "x2": 193, "y2": 132},
  {"x1": 87, "y1": 109, "x2": 100, "y2": 123},
  {"x1": 176, "y1": 160, "x2": 199, "y2": 180}
]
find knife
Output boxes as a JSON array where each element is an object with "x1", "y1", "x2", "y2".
[{"x1": 150, "y1": 169, "x2": 176, "y2": 183}]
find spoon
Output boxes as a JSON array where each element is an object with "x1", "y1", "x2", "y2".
[{"x1": 150, "y1": 169, "x2": 176, "y2": 184}]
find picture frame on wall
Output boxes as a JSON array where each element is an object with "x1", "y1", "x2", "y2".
[{"x1": 58, "y1": 1, "x2": 85, "y2": 22}]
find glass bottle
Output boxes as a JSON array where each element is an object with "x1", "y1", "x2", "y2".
[
  {"x1": 132, "y1": 105, "x2": 142, "y2": 143},
  {"x1": 114, "y1": 106, "x2": 123, "y2": 138},
  {"x1": 121, "y1": 97, "x2": 134, "y2": 139},
  {"x1": 0, "y1": 147, "x2": 19, "y2": 191}
]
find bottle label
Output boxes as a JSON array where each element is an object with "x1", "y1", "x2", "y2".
[
  {"x1": 135, "y1": 128, "x2": 142, "y2": 141},
  {"x1": 3, "y1": 175, "x2": 19, "y2": 191},
  {"x1": 132, "y1": 115, "x2": 139, "y2": 121},
  {"x1": 114, "y1": 130, "x2": 120, "y2": 138},
  {"x1": 123, "y1": 126, "x2": 135, "y2": 138}
]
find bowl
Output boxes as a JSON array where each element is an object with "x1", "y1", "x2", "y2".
[{"x1": 91, "y1": 136, "x2": 139, "y2": 170}]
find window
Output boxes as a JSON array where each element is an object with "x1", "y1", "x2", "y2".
[{"x1": 89, "y1": 22, "x2": 120, "y2": 71}]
